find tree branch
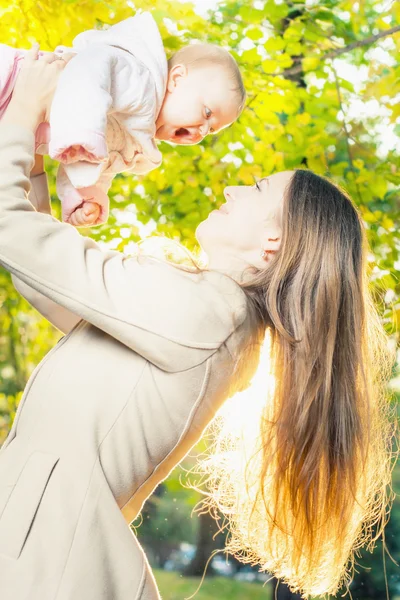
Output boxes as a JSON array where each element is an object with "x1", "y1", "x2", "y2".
[
  {"x1": 332, "y1": 66, "x2": 363, "y2": 204},
  {"x1": 277, "y1": 25, "x2": 400, "y2": 78}
]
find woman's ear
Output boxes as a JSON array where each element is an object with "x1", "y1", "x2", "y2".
[
  {"x1": 257, "y1": 229, "x2": 282, "y2": 266},
  {"x1": 167, "y1": 64, "x2": 187, "y2": 93},
  {"x1": 262, "y1": 238, "x2": 281, "y2": 254},
  {"x1": 261, "y1": 228, "x2": 282, "y2": 255}
]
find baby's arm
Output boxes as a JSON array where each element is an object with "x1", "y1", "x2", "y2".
[
  {"x1": 49, "y1": 44, "x2": 139, "y2": 171},
  {"x1": 49, "y1": 45, "x2": 139, "y2": 226},
  {"x1": 49, "y1": 45, "x2": 113, "y2": 166},
  {"x1": 11, "y1": 165, "x2": 82, "y2": 334},
  {"x1": 57, "y1": 163, "x2": 113, "y2": 227}
]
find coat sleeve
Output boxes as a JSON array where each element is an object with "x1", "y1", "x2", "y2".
[
  {"x1": 0, "y1": 124, "x2": 246, "y2": 372},
  {"x1": 11, "y1": 172, "x2": 82, "y2": 334}
]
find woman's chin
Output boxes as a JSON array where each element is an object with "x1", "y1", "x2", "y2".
[
  {"x1": 196, "y1": 217, "x2": 221, "y2": 253},
  {"x1": 195, "y1": 218, "x2": 212, "y2": 246},
  {"x1": 195, "y1": 219, "x2": 205, "y2": 239},
  {"x1": 197, "y1": 209, "x2": 223, "y2": 231}
]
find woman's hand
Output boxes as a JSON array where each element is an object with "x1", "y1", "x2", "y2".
[
  {"x1": 2, "y1": 44, "x2": 68, "y2": 133},
  {"x1": 31, "y1": 154, "x2": 45, "y2": 177}
]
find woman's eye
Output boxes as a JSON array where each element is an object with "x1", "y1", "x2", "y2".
[
  {"x1": 205, "y1": 107, "x2": 212, "y2": 118},
  {"x1": 254, "y1": 181, "x2": 261, "y2": 191}
]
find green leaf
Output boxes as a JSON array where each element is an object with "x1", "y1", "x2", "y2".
[
  {"x1": 264, "y1": 36, "x2": 286, "y2": 53},
  {"x1": 246, "y1": 27, "x2": 264, "y2": 41}
]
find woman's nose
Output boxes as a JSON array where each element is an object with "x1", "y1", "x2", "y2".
[{"x1": 224, "y1": 187, "x2": 233, "y2": 201}]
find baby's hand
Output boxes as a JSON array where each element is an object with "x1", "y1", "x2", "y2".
[{"x1": 68, "y1": 202, "x2": 101, "y2": 227}]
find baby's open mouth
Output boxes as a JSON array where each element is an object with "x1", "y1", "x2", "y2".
[{"x1": 174, "y1": 127, "x2": 189, "y2": 138}]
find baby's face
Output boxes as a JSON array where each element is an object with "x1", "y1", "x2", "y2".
[{"x1": 156, "y1": 65, "x2": 240, "y2": 145}]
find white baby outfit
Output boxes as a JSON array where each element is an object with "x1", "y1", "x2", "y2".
[{"x1": 0, "y1": 12, "x2": 168, "y2": 224}]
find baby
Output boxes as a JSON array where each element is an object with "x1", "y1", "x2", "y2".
[{"x1": 0, "y1": 12, "x2": 245, "y2": 227}]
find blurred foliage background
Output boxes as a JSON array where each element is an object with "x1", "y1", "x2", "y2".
[{"x1": 0, "y1": 0, "x2": 399, "y2": 598}]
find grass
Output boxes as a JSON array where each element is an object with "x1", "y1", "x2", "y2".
[
  {"x1": 154, "y1": 569, "x2": 400, "y2": 600},
  {"x1": 154, "y1": 569, "x2": 272, "y2": 600}
]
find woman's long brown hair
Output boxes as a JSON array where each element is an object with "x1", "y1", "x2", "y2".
[{"x1": 191, "y1": 170, "x2": 397, "y2": 597}]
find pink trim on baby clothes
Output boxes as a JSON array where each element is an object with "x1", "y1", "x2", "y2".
[
  {"x1": 0, "y1": 46, "x2": 54, "y2": 151},
  {"x1": 49, "y1": 130, "x2": 108, "y2": 164},
  {"x1": 35, "y1": 122, "x2": 51, "y2": 154},
  {"x1": 0, "y1": 46, "x2": 24, "y2": 119}
]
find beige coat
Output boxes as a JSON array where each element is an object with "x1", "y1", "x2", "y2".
[{"x1": 0, "y1": 124, "x2": 254, "y2": 600}]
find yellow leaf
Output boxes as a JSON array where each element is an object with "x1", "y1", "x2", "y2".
[
  {"x1": 262, "y1": 59, "x2": 278, "y2": 74},
  {"x1": 238, "y1": 165, "x2": 262, "y2": 185},
  {"x1": 302, "y1": 56, "x2": 321, "y2": 72},
  {"x1": 295, "y1": 113, "x2": 312, "y2": 126}
]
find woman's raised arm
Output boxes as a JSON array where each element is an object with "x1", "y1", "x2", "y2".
[
  {"x1": 0, "y1": 48, "x2": 246, "y2": 371},
  {"x1": 0, "y1": 124, "x2": 244, "y2": 370},
  {"x1": 11, "y1": 169, "x2": 82, "y2": 334}
]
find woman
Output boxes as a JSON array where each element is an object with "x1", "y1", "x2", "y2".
[{"x1": 0, "y1": 49, "x2": 394, "y2": 599}]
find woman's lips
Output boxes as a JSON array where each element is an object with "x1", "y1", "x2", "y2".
[
  {"x1": 209, "y1": 202, "x2": 232, "y2": 218},
  {"x1": 218, "y1": 203, "x2": 230, "y2": 214}
]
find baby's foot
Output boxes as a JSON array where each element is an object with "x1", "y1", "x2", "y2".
[{"x1": 69, "y1": 202, "x2": 101, "y2": 227}]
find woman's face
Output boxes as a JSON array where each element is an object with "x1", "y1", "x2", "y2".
[{"x1": 196, "y1": 171, "x2": 294, "y2": 272}]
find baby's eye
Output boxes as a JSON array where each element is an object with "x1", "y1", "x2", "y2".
[
  {"x1": 205, "y1": 106, "x2": 212, "y2": 119},
  {"x1": 254, "y1": 181, "x2": 261, "y2": 191}
]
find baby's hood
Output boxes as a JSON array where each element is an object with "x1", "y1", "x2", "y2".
[{"x1": 71, "y1": 12, "x2": 168, "y2": 117}]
